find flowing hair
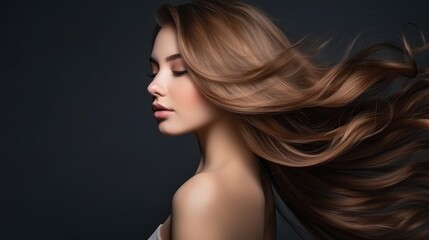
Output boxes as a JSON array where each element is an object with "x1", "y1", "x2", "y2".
[{"x1": 149, "y1": 0, "x2": 429, "y2": 239}]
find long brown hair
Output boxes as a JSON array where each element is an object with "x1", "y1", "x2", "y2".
[{"x1": 150, "y1": 0, "x2": 429, "y2": 239}]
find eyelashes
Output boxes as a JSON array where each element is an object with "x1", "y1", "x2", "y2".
[
  {"x1": 147, "y1": 73, "x2": 157, "y2": 78},
  {"x1": 173, "y1": 70, "x2": 188, "y2": 77},
  {"x1": 147, "y1": 70, "x2": 188, "y2": 79}
]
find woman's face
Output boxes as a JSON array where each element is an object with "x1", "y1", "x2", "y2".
[{"x1": 147, "y1": 25, "x2": 221, "y2": 136}]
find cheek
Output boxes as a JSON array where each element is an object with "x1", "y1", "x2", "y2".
[{"x1": 172, "y1": 80, "x2": 217, "y2": 122}]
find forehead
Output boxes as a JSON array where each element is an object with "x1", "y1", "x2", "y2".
[{"x1": 151, "y1": 25, "x2": 178, "y2": 59}]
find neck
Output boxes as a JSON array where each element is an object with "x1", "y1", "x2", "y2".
[{"x1": 193, "y1": 114, "x2": 259, "y2": 173}]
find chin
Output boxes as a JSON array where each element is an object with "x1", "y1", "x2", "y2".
[{"x1": 157, "y1": 123, "x2": 189, "y2": 136}]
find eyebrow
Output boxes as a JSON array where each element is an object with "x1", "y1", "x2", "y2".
[{"x1": 149, "y1": 53, "x2": 182, "y2": 64}]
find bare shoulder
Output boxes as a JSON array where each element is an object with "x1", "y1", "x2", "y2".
[
  {"x1": 173, "y1": 172, "x2": 225, "y2": 209},
  {"x1": 171, "y1": 171, "x2": 265, "y2": 240},
  {"x1": 172, "y1": 171, "x2": 264, "y2": 213}
]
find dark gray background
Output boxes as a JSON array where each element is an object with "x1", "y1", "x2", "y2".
[{"x1": 1, "y1": 1, "x2": 428, "y2": 239}]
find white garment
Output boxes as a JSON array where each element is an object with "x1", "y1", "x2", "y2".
[{"x1": 147, "y1": 224, "x2": 163, "y2": 240}]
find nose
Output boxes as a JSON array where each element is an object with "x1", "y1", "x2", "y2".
[{"x1": 147, "y1": 75, "x2": 166, "y2": 97}]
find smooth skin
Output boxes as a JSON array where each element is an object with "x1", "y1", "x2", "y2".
[{"x1": 147, "y1": 25, "x2": 275, "y2": 240}]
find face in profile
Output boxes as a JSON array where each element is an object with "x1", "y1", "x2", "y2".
[{"x1": 147, "y1": 25, "x2": 221, "y2": 136}]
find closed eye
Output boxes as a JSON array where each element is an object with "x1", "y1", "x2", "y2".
[
  {"x1": 173, "y1": 70, "x2": 188, "y2": 77},
  {"x1": 147, "y1": 70, "x2": 188, "y2": 79}
]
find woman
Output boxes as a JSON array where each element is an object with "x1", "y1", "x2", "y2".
[{"x1": 146, "y1": 0, "x2": 429, "y2": 239}]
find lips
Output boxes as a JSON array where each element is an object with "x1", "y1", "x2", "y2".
[
  {"x1": 154, "y1": 110, "x2": 173, "y2": 119},
  {"x1": 152, "y1": 102, "x2": 174, "y2": 119},
  {"x1": 152, "y1": 102, "x2": 173, "y2": 112}
]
